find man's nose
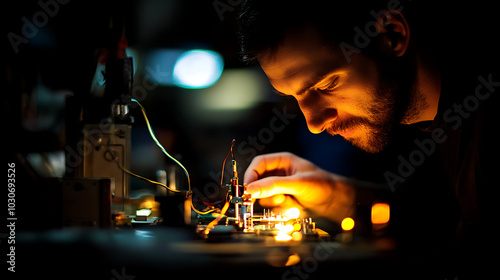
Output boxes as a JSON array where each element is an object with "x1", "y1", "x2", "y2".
[{"x1": 297, "y1": 98, "x2": 338, "y2": 134}]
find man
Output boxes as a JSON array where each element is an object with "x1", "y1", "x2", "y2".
[{"x1": 237, "y1": 0, "x2": 499, "y2": 275}]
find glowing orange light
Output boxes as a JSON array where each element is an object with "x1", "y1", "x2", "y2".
[
  {"x1": 140, "y1": 200, "x2": 155, "y2": 209},
  {"x1": 341, "y1": 217, "x2": 355, "y2": 231},
  {"x1": 293, "y1": 223, "x2": 301, "y2": 232},
  {"x1": 371, "y1": 203, "x2": 390, "y2": 224},
  {"x1": 291, "y1": 231, "x2": 303, "y2": 241},
  {"x1": 204, "y1": 201, "x2": 230, "y2": 235},
  {"x1": 285, "y1": 254, "x2": 301, "y2": 266}
]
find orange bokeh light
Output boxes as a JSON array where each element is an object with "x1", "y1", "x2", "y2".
[
  {"x1": 341, "y1": 217, "x2": 355, "y2": 231},
  {"x1": 371, "y1": 203, "x2": 390, "y2": 224}
]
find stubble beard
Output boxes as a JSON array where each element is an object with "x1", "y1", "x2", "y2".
[{"x1": 329, "y1": 57, "x2": 424, "y2": 153}]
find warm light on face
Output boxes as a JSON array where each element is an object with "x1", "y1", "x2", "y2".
[
  {"x1": 258, "y1": 24, "x2": 406, "y2": 153},
  {"x1": 341, "y1": 217, "x2": 355, "y2": 231},
  {"x1": 285, "y1": 207, "x2": 300, "y2": 220},
  {"x1": 371, "y1": 203, "x2": 390, "y2": 224}
]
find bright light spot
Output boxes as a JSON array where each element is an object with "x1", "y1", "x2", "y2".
[
  {"x1": 173, "y1": 50, "x2": 223, "y2": 89},
  {"x1": 283, "y1": 224, "x2": 294, "y2": 233},
  {"x1": 275, "y1": 230, "x2": 293, "y2": 242},
  {"x1": 275, "y1": 224, "x2": 294, "y2": 242},
  {"x1": 371, "y1": 203, "x2": 390, "y2": 224},
  {"x1": 136, "y1": 209, "x2": 152, "y2": 217},
  {"x1": 341, "y1": 217, "x2": 355, "y2": 231},
  {"x1": 285, "y1": 207, "x2": 300, "y2": 220},
  {"x1": 275, "y1": 224, "x2": 293, "y2": 232}
]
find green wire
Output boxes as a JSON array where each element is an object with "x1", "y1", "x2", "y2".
[{"x1": 130, "y1": 99, "x2": 191, "y2": 192}]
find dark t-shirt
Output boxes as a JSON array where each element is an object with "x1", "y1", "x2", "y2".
[
  {"x1": 389, "y1": 66, "x2": 500, "y2": 276},
  {"x1": 434, "y1": 69, "x2": 500, "y2": 238}
]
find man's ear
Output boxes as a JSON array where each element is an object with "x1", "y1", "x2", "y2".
[{"x1": 376, "y1": 10, "x2": 410, "y2": 57}]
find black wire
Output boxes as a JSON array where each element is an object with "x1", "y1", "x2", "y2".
[{"x1": 219, "y1": 139, "x2": 236, "y2": 187}]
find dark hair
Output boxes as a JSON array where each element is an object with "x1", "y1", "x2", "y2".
[{"x1": 236, "y1": 0, "x2": 403, "y2": 63}]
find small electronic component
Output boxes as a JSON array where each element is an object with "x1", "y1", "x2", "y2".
[
  {"x1": 252, "y1": 209, "x2": 318, "y2": 241},
  {"x1": 195, "y1": 139, "x2": 323, "y2": 241},
  {"x1": 229, "y1": 157, "x2": 254, "y2": 232}
]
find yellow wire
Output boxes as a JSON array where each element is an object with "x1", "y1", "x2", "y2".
[
  {"x1": 204, "y1": 201, "x2": 230, "y2": 234},
  {"x1": 130, "y1": 99, "x2": 217, "y2": 216},
  {"x1": 116, "y1": 161, "x2": 181, "y2": 193},
  {"x1": 192, "y1": 207, "x2": 215, "y2": 215},
  {"x1": 118, "y1": 158, "x2": 215, "y2": 214},
  {"x1": 131, "y1": 99, "x2": 191, "y2": 192}
]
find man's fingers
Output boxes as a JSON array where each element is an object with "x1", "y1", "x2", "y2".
[
  {"x1": 244, "y1": 169, "x2": 260, "y2": 186},
  {"x1": 258, "y1": 195, "x2": 299, "y2": 208},
  {"x1": 258, "y1": 194, "x2": 287, "y2": 208},
  {"x1": 246, "y1": 175, "x2": 304, "y2": 199},
  {"x1": 258, "y1": 195, "x2": 306, "y2": 218},
  {"x1": 243, "y1": 152, "x2": 296, "y2": 185}
]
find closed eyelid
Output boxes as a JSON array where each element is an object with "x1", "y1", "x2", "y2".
[
  {"x1": 272, "y1": 73, "x2": 339, "y2": 97},
  {"x1": 297, "y1": 74, "x2": 338, "y2": 96},
  {"x1": 319, "y1": 76, "x2": 339, "y2": 91}
]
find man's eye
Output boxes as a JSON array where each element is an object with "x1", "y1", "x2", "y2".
[{"x1": 319, "y1": 76, "x2": 339, "y2": 92}]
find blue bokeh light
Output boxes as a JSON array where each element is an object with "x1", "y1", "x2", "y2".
[{"x1": 172, "y1": 50, "x2": 224, "y2": 89}]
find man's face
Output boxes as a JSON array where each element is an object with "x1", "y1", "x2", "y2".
[{"x1": 259, "y1": 25, "x2": 415, "y2": 153}]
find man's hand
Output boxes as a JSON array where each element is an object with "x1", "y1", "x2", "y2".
[{"x1": 244, "y1": 152, "x2": 356, "y2": 223}]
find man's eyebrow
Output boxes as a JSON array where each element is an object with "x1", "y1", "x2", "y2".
[
  {"x1": 271, "y1": 73, "x2": 334, "y2": 97},
  {"x1": 271, "y1": 78, "x2": 322, "y2": 97},
  {"x1": 294, "y1": 74, "x2": 330, "y2": 96}
]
